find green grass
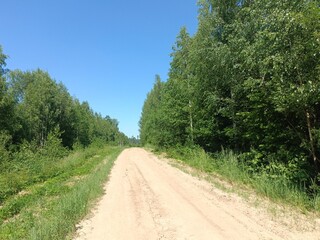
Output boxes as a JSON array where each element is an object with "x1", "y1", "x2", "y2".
[
  {"x1": 163, "y1": 146, "x2": 320, "y2": 213},
  {"x1": 0, "y1": 145, "x2": 123, "y2": 240}
]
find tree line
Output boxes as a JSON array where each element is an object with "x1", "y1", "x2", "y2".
[
  {"x1": 0, "y1": 45, "x2": 128, "y2": 163},
  {"x1": 140, "y1": 0, "x2": 320, "y2": 189}
]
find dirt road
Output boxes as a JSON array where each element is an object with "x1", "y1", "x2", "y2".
[{"x1": 74, "y1": 148, "x2": 320, "y2": 240}]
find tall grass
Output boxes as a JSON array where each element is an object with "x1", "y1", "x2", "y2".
[
  {"x1": 165, "y1": 146, "x2": 320, "y2": 212},
  {"x1": 0, "y1": 145, "x2": 123, "y2": 240},
  {"x1": 29, "y1": 148, "x2": 120, "y2": 240}
]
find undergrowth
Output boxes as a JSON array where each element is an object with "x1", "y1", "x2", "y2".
[{"x1": 163, "y1": 145, "x2": 320, "y2": 212}]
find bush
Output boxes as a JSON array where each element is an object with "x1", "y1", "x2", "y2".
[
  {"x1": 40, "y1": 129, "x2": 68, "y2": 159},
  {"x1": 0, "y1": 131, "x2": 11, "y2": 166}
]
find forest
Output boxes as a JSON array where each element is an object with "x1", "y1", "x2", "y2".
[
  {"x1": 140, "y1": 0, "x2": 320, "y2": 202},
  {"x1": 0, "y1": 45, "x2": 129, "y2": 204},
  {"x1": 0, "y1": 46, "x2": 128, "y2": 150}
]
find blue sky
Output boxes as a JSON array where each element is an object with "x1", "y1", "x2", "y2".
[{"x1": 1, "y1": 0, "x2": 198, "y2": 138}]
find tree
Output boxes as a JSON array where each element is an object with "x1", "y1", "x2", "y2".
[
  {"x1": 0, "y1": 47, "x2": 17, "y2": 137},
  {"x1": 140, "y1": 0, "x2": 320, "y2": 184},
  {"x1": 169, "y1": 27, "x2": 195, "y2": 145},
  {"x1": 8, "y1": 69, "x2": 77, "y2": 147},
  {"x1": 139, "y1": 75, "x2": 164, "y2": 146}
]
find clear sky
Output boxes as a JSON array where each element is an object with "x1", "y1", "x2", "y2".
[{"x1": 1, "y1": 0, "x2": 198, "y2": 138}]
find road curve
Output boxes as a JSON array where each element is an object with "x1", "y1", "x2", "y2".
[{"x1": 74, "y1": 148, "x2": 320, "y2": 240}]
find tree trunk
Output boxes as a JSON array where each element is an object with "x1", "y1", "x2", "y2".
[
  {"x1": 189, "y1": 99, "x2": 194, "y2": 143},
  {"x1": 306, "y1": 110, "x2": 320, "y2": 175},
  {"x1": 187, "y1": 79, "x2": 194, "y2": 144}
]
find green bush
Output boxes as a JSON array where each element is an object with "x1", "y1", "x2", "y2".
[
  {"x1": 39, "y1": 130, "x2": 68, "y2": 160},
  {"x1": 0, "y1": 131, "x2": 11, "y2": 166}
]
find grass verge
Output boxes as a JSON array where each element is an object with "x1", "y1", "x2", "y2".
[
  {"x1": 0, "y1": 145, "x2": 123, "y2": 240},
  {"x1": 160, "y1": 146, "x2": 320, "y2": 213}
]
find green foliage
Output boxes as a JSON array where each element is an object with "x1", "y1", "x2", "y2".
[
  {"x1": 0, "y1": 145, "x2": 123, "y2": 239},
  {"x1": 0, "y1": 45, "x2": 129, "y2": 233},
  {"x1": 164, "y1": 146, "x2": 320, "y2": 211},
  {"x1": 140, "y1": 0, "x2": 320, "y2": 201},
  {"x1": 139, "y1": 75, "x2": 165, "y2": 146},
  {"x1": 3, "y1": 66, "x2": 128, "y2": 149},
  {"x1": 39, "y1": 128, "x2": 68, "y2": 159},
  {"x1": 0, "y1": 131, "x2": 11, "y2": 164}
]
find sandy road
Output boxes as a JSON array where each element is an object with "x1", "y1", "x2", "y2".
[{"x1": 74, "y1": 148, "x2": 320, "y2": 240}]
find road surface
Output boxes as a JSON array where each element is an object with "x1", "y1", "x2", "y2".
[{"x1": 74, "y1": 148, "x2": 320, "y2": 240}]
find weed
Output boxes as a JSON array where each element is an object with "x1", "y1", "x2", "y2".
[
  {"x1": 163, "y1": 146, "x2": 320, "y2": 213},
  {"x1": 0, "y1": 145, "x2": 123, "y2": 240}
]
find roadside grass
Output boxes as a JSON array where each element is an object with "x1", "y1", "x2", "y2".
[
  {"x1": 0, "y1": 145, "x2": 123, "y2": 240},
  {"x1": 162, "y1": 146, "x2": 320, "y2": 213}
]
